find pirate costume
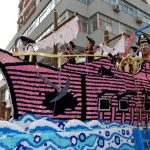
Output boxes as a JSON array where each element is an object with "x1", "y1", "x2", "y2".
[
  {"x1": 64, "y1": 41, "x2": 76, "y2": 64},
  {"x1": 85, "y1": 36, "x2": 95, "y2": 62},
  {"x1": 19, "y1": 36, "x2": 37, "y2": 62},
  {"x1": 137, "y1": 34, "x2": 150, "y2": 59}
]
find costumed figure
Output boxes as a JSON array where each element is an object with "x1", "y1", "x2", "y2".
[
  {"x1": 108, "y1": 52, "x2": 121, "y2": 68},
  {"x1": 137, "y1": 34, "x2": 150, "y2": 60},
  {"x1": 13, "y1": 36, "x2": 36, "y2": 63},
  {"x1": 63, "y1": 41, "x2": 77, "y2": 64},
  {"x1": 84, "y1": 36, "x2": 95, "y2": 62},
  {"x1": 129, "y1": 46, "x2": 142, "y2": 73}
]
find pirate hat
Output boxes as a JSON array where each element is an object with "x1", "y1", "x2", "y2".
[
  {"x1": 130, "y1": 46, "x2": 139, "y2": 51},
  {"x1": 20, "y1": 36, "x2": 35, "y2": 43},
  {"x1": 69, "y1": 41, "x2": 76, "y2": 48},
  {"x1": 86, "y1": 36, "x2": 95, "y2": 45},
  {"x1": 137, "y1": 34, "x2": 150, "y2": 46}
]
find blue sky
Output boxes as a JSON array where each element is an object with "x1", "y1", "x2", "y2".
[{"x1": 0, "y1": 1, "x2": 18, "y2": 49}]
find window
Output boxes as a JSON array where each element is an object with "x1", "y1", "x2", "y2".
[
  {"x1": 26, "y1": 26, "x2": 34, "y2": 36},
  {"x1": 104, "y1": 0, "x2": 150, "y2": 24},
  {"x1": 47, "y1": 0, "x2": 55, "y2": 14},
  {"x1": 104, "y1": 0, "x2": 110, "y2": 3},
  {"x1": 90, "y1": 13, "x2": 120, "y2": 34},
  {"x1": 68, "y1": 11, "x2": 74, "y2": 18},
  {"x1": 90, "y1": 14, "x2": 104, "y2": 33},
  {"x1": 105, "y1": 17, "x2": 113, "y2": 33},
  {"x1": 112, "y1": 20, "x2": 119, "y2": 34},
  {"x1": 98, "y1": 19, "x2": 104, "y2": 30},
  {"x1": 120, "y1": 24, "x2": 126, "y2": 33},
  {"x1": 119, "y1": 100, "x2": 128, "y2": 111},
  {"x1": 91, "y1": 15, "x2": 98, "y2": 32},
  {"x1": 79, "y1": 0, "x2": 87, "y2": 4},
  {"x1": 98, "y1": 14, "x2": 105, "y2": 30},
  {"x1": 78, "y1": 16, "x2": 88, "y2": 33},
  {"x1": 36, "y1": 24, "x2": 53, "y2": 42},
  {"x1": 132, "y1": 10, "x2": 138, "y2": 17},
  {"x1": 24, "y1": 0, "x2": 36, "y2": 22},
  {"x1": 119, "y1": 23, "x2": 134, "y2": 34},
  {"x1": 99, "y1": 99, "x2": 111, "y2": 111},
  {"x1": 104, "y1": 0, "x2": 116, "y2": 5},
  {"x1": 122, "y1": 4, "x2": 128, "y2": 14},
  {"x1": 128, "y1": 8, "x2": 133, "y2": 16},
  {"x1": 22, "y1": 0, "x2": 60, "y2": 36},
  {"x1": 144, "y1": 98, "x2": 150, "y2": 111},
  {"x1": 110, "y1": 0, "x2": 116, "y2": 5},
  {"x1": 58, "y1": 12, "x2": 67, "y2": 25},
  {"x1": 39, "y1": 9, "x2": 47, "y2": 23},
  {"x1": 89, "y1": 12, "x2": 135, "y2": 35},
  {"x1": 87, "y1": 0, "x2": 95, "y2": 4},
  {"x1": 78, "y1": 0, "x2": 95, "y2": 5},
  {"x1": 105, "y1": 22, "x2": 112, "y2": 33}
]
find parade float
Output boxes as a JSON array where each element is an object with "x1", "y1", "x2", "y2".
[{"x1": 0, "y1": 13, "x2": 150, "y2": 150}]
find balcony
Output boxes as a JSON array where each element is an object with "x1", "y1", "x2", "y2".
[
  {"x1": 24, "y1": 0, "x2": 30, "y2": 7},
  {"x1": 23, "y1": 0, "x2": 36, "y2": 24}
]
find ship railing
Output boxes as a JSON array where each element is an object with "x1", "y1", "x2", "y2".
[
  {"x1": 119, "y1": 55, "x2": 150, "y2": 73},
  {"x1": 13, "y1": 52, "x2": 150, "y2": 71},
  {"x1": 13, "y1": 52, "x2": 109, "y2": 68}
]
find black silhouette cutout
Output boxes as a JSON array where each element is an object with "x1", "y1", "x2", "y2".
[
  {"x1": 99, "y1": 66, "x2": 114, "y2": 77},
  {"x1": 44, "y1": 91, "x2": 78, "y2": 116}
]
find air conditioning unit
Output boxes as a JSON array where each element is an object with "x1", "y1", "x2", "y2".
[
  {"x1": 113, "y1": 4, "x2": 121, "y2": 12},
  {"x1": 136, "y1": 16, "x2": 143, "y2": 24}
]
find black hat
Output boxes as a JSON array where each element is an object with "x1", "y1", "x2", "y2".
[
  {"x1": 137, "y1": 34, "x2": 150, "y2": 46},
  {"x1": 130, "y1": 46, "x2": 139, "y2": 51},
  {"x1": 20, "y1": 36, "x2": 35, "y2": 43},
  {"x1": 86, "y1": 36, "x2": 95, "y2": 45},
  {"x1": 69, "y1": 41, "x2": 76, "y2": 48}
]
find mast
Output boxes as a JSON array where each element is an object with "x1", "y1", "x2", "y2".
[
  {"x1": 40, "y1": 10, "x2": 78, "y2": 67},
  {"x1": 52, "y1": 9, "x2": 59, "y2": 67}
]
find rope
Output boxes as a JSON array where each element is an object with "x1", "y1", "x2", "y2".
[
  {"x1": 35, "y1": 64, "x2": 60, "y2": 116},
  {"x1": 135, "y1": 23, "x2": 150, "y2": 36}
]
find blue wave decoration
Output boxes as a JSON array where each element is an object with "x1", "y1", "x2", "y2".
[{"x1": 0, "y1": 113, "x2": 140, "y2": 149}]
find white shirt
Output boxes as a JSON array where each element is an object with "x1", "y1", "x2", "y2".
[{"x1": 24, "y1": 43, "x2": 35, "y2": 52}]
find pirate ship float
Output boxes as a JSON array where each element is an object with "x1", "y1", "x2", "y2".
[{"x1": 0, "y1": 13, "x2": 150, "y2": 150}]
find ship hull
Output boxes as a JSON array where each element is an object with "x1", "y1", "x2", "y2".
[{"x1": 0, "y1": 49, "x2": 150, "y2": 125}]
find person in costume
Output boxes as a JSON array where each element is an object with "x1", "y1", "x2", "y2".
[
  {"x1": 129, "y1": 46, "x2": 142, "y2": 73},
  {"x1": 64, "y1": 41, "x2": 77, "y2": 64},
  {"x1": 130, "y1": 46, "x2": 142, "y2": 58},
  {"x1": 84, "y1": 36, "x2": 95, "y2": 62},
  {"x1": 12, "y1": 36, "x2": 36, "y2": 62},
  {"x1": 19, "y1": 36, "x2": 36, "y2": 62},
  {"x1": 137, "y1": 34, "x2": 150, "y2": 60}
]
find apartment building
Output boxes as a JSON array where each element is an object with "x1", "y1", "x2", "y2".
[{"x1": 6, "y1": 0, "x2": 150, "y2": 51}]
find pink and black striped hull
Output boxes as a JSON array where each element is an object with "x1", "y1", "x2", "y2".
[{"x1": 0, "y1": 50, "x2": 150, "y2": 125}]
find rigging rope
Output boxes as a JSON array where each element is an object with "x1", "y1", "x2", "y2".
[{"x1": 135, "y1": 23, "x2": 150, "y2": 36}]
